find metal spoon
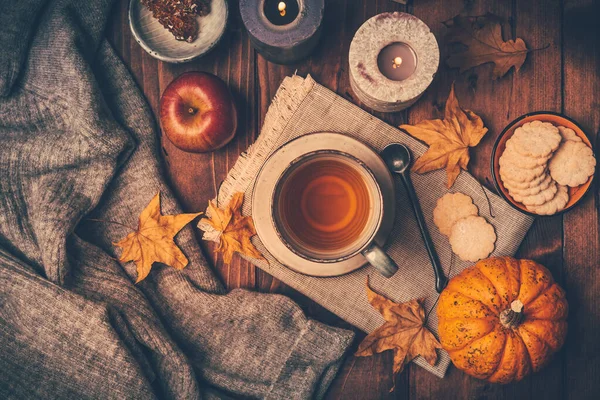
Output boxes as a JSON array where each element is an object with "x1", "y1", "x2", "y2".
[{"x1": 381, "y1": 143, "x2": 448, "y2": 293}]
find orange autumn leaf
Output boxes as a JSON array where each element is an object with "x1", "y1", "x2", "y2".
[
  {"x1": 114, "y1": 193, "x2": 202, "y2": 283},
  {"x1": 444, "y1": 14, "x2": 530, "y2": 79},
  {"x1": 355, "y1": 280, "x2": 441, "y2": 388},
  {"x1": 199, "y1": 192, "x2": 264, "y2": 265},
  {"x1": 399, "y1": 83, "x2": 488, "y2": 188}
]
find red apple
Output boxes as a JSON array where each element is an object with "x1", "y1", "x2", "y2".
[{"x1": 160, "y1": 72, "x2": 237, "y2": 153}]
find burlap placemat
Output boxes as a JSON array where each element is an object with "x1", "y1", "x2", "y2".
[{"x1": 202, "y1": 75, "x2": 534, "y2": 377}]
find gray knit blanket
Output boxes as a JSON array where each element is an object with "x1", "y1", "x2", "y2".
[{"x1": 0, "y1": 1, "x2": 354, "y2": 398}]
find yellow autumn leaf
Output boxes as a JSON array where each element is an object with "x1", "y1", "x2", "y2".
[
  {"x1": 199, "y1": 192, "x2": 264, "y2": 265},
  {"x1": 355, "y1": 279, "x2": 441, "y2": 390},
  {"x1": 400, "y1": 83, "x2": 488, "y2": 188},
  {"x1": 113, "y1": 193, "x2": 202, "y2": 283}
]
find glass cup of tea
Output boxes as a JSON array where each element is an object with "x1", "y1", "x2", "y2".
[{"x1": 272, "y1": 150, "x2": 398, "y2": 277}]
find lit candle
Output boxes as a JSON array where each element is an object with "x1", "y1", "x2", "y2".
[
  {"x1": 349, "y1": 12, "x2": 439, "y2": 112},
  {"x1": 377, "y1": 42, "x2": 418, "y2": 82},
  {"x1": 263, "y1": 0, "x2": 300, "y2": 26},
  {"x1": 240, "y1": 0, "x2": 324, "y2": 64}
]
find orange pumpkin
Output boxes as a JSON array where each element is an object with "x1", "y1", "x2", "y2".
[{"x1": 437, "y1": 256, "x2": 568, "y2": 383}]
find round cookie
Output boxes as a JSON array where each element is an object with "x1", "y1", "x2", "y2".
[
  {"x1": 557, "y1": 126, "x2": 582, "y2": 143},
  {"x1": 501, "y1": 170, "x2": 549, "y2": 190},
  {"x1": 503, "y1": 140, "x2": 550, "y2": 168},
  {"x1": 500, "y1": 149, "x2": 549, "y2": 169},
  {"x1": 433, "y1": 193, "x2": 479, "y2": 236},
  {"x1": 500, "y1": 162, "x2": 546, "y2": 183},
  {"x1": 449, "y1": 216, "x2": 496, "y2": 262},
  {"x1": 510, "y1": 121, "x2": 561, "y2": 159},
  {"x1": 549, "y1": 141, "x2": 596, "y2": 187},
  {"x1": 526, "y1": 185, "x2": 569, "y2": 215},
  {"x1": 510, "y1": 181, "x2": 558, "y2": 206},
  {"x1": 504, "y1": 173, "x2": 552, "y2": 197}
]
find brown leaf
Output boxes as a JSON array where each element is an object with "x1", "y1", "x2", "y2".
[
  {"x1": 400, "y1": 83, "x2": 488, "y2": 187},
  {"x1": 199, "y1": 192, "x2": 265, "y2": 265},
  {"x1": 355, "y1": 279, "x2": 442, "y2": 387},
  {"x1": 444, "y1": 13, "x2": 530, "y2": 79},
  {"x1": 114, "y1": 193, "x2": 202, "y2": 283}
]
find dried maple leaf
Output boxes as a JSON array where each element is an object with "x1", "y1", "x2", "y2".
[
  {"x1": 355, "y1": 280, "x2": 441, "y2": 389},
  {"x1": 198, "y1": 192, "x2": 264, "y2": 265},
  {"x1": 444, "y1": 13, "x2": 530, "y2": 79},
  {"x1": 114, "y1": 193, "x2": 202, "y2": 283},
  {"x1": 399, "y1": 83, "x2": 488, "y2": 188}
]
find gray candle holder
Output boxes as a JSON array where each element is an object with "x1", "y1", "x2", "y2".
[
  {"x1": 240, "y1": 0, "x2": 324, "y2": 64},
  {"x1": 349, "y1": 12, "x2": 439, "y2": 112}
]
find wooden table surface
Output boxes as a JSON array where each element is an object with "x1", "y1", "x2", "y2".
[{"x1": 108, "y1": 0, "x2": 599, "y2": 398}]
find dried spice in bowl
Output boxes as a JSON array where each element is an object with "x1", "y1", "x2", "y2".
[{"x1": 141, "y1": 0, "x2": 212, "y2": 42}]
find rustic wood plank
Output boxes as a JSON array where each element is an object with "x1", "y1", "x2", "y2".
[
  {"x1": 407, "y1": 0, "x2": 564, "y2": 398},
  {"x1": 157, "y1": 1, "x2": 259, "y2": 290},
  {"x1": 562, "y1": 0, "x2": 600, "y2": 398},
  {"x1": 407, "y1": 0, "x2": 514, "y2": 398},
  {"x1": 327, "y1": 352, "x2": 402, "y2": 400},
  {"x1": 510, "y1": 1, "x2": 565, "y2": 399}
]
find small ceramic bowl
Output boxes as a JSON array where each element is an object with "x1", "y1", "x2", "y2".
[
  {"x1": 491, "y1": 111, "x2": 595, "y2": 217},
  {"x1": 129, "y1": 0, "x2": 228, "y2": 63}
]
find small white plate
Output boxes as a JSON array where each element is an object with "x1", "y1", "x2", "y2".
[
  {"x1": 129, "y1": 0, "x2": 228, "y2": 63},
  {"x1": 252, "y1": 133, "x2": 396, "y2": 277}
]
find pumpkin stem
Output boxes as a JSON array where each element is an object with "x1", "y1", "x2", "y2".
[{"x1": 500, "y1": 300, "x2": 525, "y2": 329}]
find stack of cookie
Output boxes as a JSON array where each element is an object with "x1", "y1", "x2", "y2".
[
  {"x1": 433, "y1": 193, "x2": 496, "y2": 262},
  {"x1": 499, "y1": 121, "x2": 596, "y2": 215}
]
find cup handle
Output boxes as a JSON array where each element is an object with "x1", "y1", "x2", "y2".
[{"x1": 362, "y1": 243, "x2": 398, "y2": 278}]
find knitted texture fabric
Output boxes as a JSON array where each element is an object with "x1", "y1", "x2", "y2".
[{"x1": 0, "y1": 1, "x2": 354, "y2": 399}]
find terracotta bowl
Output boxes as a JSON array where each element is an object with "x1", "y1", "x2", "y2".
[{"x1": 491, "y1": 111, "x2": 595, "y2": 217}]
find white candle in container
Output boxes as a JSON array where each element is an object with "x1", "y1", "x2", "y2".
[{"x1": 349, "y1": 12, "x2": 439, "y2": 112}]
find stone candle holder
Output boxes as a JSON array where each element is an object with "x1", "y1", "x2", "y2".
[
  {"x1": 349, "y1": 12, "x2": 439, "y2": 113},
  {"x1": 240, "y1": 0, "x2": 324, "y2": 65}
]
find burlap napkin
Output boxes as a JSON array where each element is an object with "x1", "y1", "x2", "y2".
[{"x1": 202, "y1": 75, "x2": 534, "y2": 377}]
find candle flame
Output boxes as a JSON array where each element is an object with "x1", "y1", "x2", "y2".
[
  {"x1": 278, "y1": 1, "x2": 286, "y2": 17},
  {"x1": 392, "y1": 56, "x2": 403, "y2": 69}
]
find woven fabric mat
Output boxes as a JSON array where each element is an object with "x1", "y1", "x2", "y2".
[{"x1": 202, "y1": 75, "x2": 534, "y2": 377}]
